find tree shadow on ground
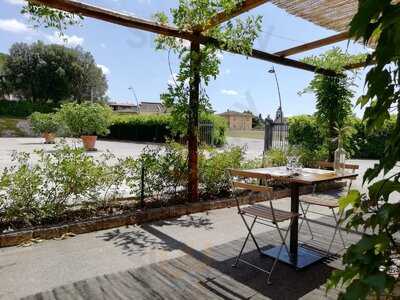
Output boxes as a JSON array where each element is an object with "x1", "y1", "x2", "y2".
[
  {"x1": 154, "y1": 215, "x2": 214, "y2": 230},
  {"x1": 97, "y1": 215, "x2": 214, "y2": 256}
]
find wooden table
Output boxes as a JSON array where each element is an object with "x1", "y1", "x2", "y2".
[{"x1": 239, "y1": 167, "x2": 358, "y2": 269}]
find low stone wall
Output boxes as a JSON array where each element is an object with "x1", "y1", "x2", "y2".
[{"x1": 0, "y1": 182, "x2": 345, "y2": 248}]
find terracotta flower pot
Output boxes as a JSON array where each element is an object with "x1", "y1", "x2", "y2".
[
  {"x1": 81, "y1": 135, "x2": 97, "y2": 151},
  {"x1": 42, "y1": 132, "x2": 56, "y2": 144}
]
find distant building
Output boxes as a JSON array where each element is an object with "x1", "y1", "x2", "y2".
[
  {"x1": 108, "y1": 102, "x2": 138, "y2": 114},
  {"x1": 139, "y1": 101, "x2": 167, "y2": 115},
  {"x1": 219, "y1": 110, "x2": 252, "y2": 131},
  {"x1": 108, "y1": 101, "x2": 167, "y2": 115}
]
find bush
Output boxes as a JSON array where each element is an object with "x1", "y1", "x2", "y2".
[
  {"x1": 108, "y1": 114, "x2": 227, "y2": 146},
  {"x1": 288, "y1": 115, "x2": 324, "y2": 150},
  {"x1": 201, "y1": 114, "x2": 228, "y2": 146},
  {"x1": 288, "y1": 114, "x2": 396, "y2": 160},
  {"x1": 109, "y1": 114, "x2": 173, "y2": 143},
  {"x1": 0, "y1": 100, "x2": 57, "y2": 117},
  {"x1": 29, "y1": 112, "x2": 60, "y2": 134},
  {"x1": 349, "y1": 116, "x2": 396, "y2": 159},
  {"x1": 0, "y1": 141, "x2": 254, "y2": 230},
  {"x1": 58, "y1": 102, "x2": 113, "y2": 137},
  {"x1": 0, "y1": 143, "x2": 125, "y2": 228},
  {"x1": 199, "y1": 146, "x2": 244, "y2": 197}
]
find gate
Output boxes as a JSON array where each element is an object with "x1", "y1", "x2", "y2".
[
  {"x1": 264, "y1": 118, "x2": 289, "y2": 151},
  {"x1": 199, "y1": 121, "x2": 214, "y2": 146}
]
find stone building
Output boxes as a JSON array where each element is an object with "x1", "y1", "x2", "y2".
[{"x1": 219, "y1": 110, "x2": 252, "y2": 131}]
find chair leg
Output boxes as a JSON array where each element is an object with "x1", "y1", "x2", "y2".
[
  {"x1": 327, "y1": 209, "x2": 346, "y2": 256},
  {"x1": 240, "y1": 213, "x2": 262, "y2": 253},
  {"x1": 299, "y1": 202, "x2": 314, "y2": 239},
  {"x1": 334, "y1": 210, "x2": 346, "y2": 249},
  {"x1": 266, "y1": 220, "x2": 292, "y2": 285},
  {"x1": 232, "y1": 216, "x2": 258, "y2": 268}
]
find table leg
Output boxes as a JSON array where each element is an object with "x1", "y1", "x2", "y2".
[{"x1": 290, "y1": 183, "x2": 299, "y2": 264}]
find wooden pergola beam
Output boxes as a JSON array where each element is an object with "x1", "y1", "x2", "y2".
[
  {"x1": 344, "y1": 59, "x2": 375, "y2": 70},
  {"x1": 29, "y1": 0, "x2": 197, "y2": 41},
  {"x1": 29, "y1": 0, "x2": 337, "y2": 76},
  {"x1": 274, "y1": 32, "x2": 350, "y2": 57},
  {"x1": 203, "y1": 0, "x2": 269, "y2": 31}
]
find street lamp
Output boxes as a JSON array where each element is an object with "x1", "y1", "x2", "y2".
[
  {"x1": 268, "y1": 66, "x2": 283, "y2": 111},
  {"x1": 128, "y1": 85, "x2": 140, "y2": 113}
]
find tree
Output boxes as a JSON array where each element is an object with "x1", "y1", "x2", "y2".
[
  {"x1": 3, "y1": 42, "x2": 107, "y2": 103},
  {"x1": 153, "y1": 0, "x2": 262, "y2": 201},
  {"x1": 0, "y1": 53, "x2": 6, "y2": 73},
  {"x1": 327, "y1": 1, "x2": 400, "y2": 299},
  {"x1": 302, "y1": 48, "x2": 365, "y2": 161},
  {"x1": 0, "y1": 53, "x2": 9, "y2": 99}
]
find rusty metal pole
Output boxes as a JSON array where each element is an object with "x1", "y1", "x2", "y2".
[{"x1": 187, "y1": 37, "x2": 200, "y2": 202}]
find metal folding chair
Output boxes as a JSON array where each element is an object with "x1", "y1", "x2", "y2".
[
  {"x1": 299, "y1": 161, "x2": 359, "y2": 255},
  {"x1": 229, "y1": 169, "x2": 298, "y2": 285}
]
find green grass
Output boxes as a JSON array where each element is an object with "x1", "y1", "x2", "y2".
[
  {"x1": 0, "y1": 118, "x2": 26, "y2": 137},
  {"x1": 227, "y1": 129, "x2": 264, "y2": 140}
]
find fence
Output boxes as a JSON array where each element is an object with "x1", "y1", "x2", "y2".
[
  {"x1": 199, "y1": 121, "x2": 214, "y2": 146},
  {"x1": 179, "y1": 121, "x2": 214, "y2": 146},
  {"x1": 264, "y1": 119, "x2": 289, "y2": 151}
]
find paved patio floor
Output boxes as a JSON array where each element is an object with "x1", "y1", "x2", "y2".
[{"x1": 0, "y1": 198, "x2": 360, "y2": 300}]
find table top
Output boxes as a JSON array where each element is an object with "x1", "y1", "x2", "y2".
[{"x1": 238, "y1": 166, "x2": 358, "y2": 185}]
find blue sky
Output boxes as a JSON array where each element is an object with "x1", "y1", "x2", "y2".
[{"x1": 0, "y1": 0, "x2": 370, "y2": 118}]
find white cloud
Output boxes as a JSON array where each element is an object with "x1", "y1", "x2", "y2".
[
  {"x1": 97, "y1": 64, "x2": 110, "y2": 75},
  {"x1": 221, "y1": 89, "x2": 239, "y2": 96},
  {"x1": 225, "y1": 68, "x2": 231, "y2": 75},
  {"x1": 46, "y1": 32, "x2": 84, "y2": 47},
  {"x1": 0, "y1": 19, "x2": 30, "y2": 33},
  {"x1": 3, "y1": 0, "x2": 25, "y2": 5},
  {"x1": 100, "y1": 43, "x2": 107, "y2": 49}
]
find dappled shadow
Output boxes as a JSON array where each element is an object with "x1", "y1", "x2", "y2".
[
  {"x1": 29, "y1": 222, "x2": 343, "y2": 300},
  {"x1": 97, "y1": 227, "x2": 174, "y2": 256},
  {"x1": 154, "y1": 215, "x2": 214, "y2": 230}
]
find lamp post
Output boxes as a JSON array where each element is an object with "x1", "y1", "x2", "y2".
[
  {"x1": 128, "y1": 85, "x2": 140, "y2": 113},
  {"x1": 268, "y1": 66, "x2": 283, "y2": 112}
]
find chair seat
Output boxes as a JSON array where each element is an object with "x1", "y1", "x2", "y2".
[
  {"x1": 301, "y1": 195, "x2": 339, "y2": 208},
  {"x1": 241, "y1": 204, "x2": 298, "y2": 222}
]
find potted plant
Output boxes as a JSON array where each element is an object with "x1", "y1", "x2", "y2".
[
  {"x1": 58, "y1": 102, "x2": 113, "y2": 151},
  {"x1": 29, "y1": 112, "x2": 60, "y2": 144}
]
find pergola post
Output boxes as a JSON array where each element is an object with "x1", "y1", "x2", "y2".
[{"x1": 188, "y1": 38, "x2": 201, "y2": 202}]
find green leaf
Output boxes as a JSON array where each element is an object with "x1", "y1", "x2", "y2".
[{"x1": 339, "y1": 190, "x2": 361, "y2": 212}]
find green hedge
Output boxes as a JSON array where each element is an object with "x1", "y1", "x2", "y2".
[
  {"x1": 108, "y1": 114, "x2": 227, "y2": 146},
  {"x1": 288, "y1": 115, "x2": 396, "y2": 160},
  {"x1": 108, "y1": 114, "x2": 173, "y2": 143},
  {"x1": 0, "y1": 100, "x2": 57, "y2": 117}
]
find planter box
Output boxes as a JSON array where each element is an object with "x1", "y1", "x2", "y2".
[{"x1": 0, "y1": 182, "x2": 345, "y2": 248}]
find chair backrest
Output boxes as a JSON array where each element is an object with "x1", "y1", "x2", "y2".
[
  {"x1": 315, "y1": 161, "x2": 359, "y2": 193},
  {"x1": 229, "y1": 169, "x2": 273, "y2": 210},
  {"x1": 316, "y1": 161, "x2": 359, "y2": 172}
]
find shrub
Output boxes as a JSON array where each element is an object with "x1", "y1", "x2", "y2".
[
  {"x1": 125, "y1": 142, "x2": 188, "y2": 202},
  {"x1": 109, "y1": 114, "x2": 173, "y2": 143},
  {"x1": 264, "y1": 148, "x2": 288, "y2": 167},
  {"x1": 58, "y1": 102, "x2": 113, "y2": 137},
  {"x1": 288, "y1": 115, "x2": 324, "y2": 150},
  {"x1": 199, "y1": 146, "x2": 244, "y2": 197},
  {"x1": 0, "y1": 143, "x2": 124, "y2": 228},
  {"x1": 108, "y1": 113, "x2": 227, "y2": 146},
  {"x1": 201, "y1": 114, "x2": 228, "y2": 146},
  {"x1": 0, "y1": 100, "x2": 57, "y2": 117},
  {"x1": 0, "y1": 152, "x2": 44, "y2": 227},
  {"x1": 29, "y1": 112, "x2": 60, "y2": 134},
  {"x1": 288, "y1": 114, "x2": 395, "y2": 160}
]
